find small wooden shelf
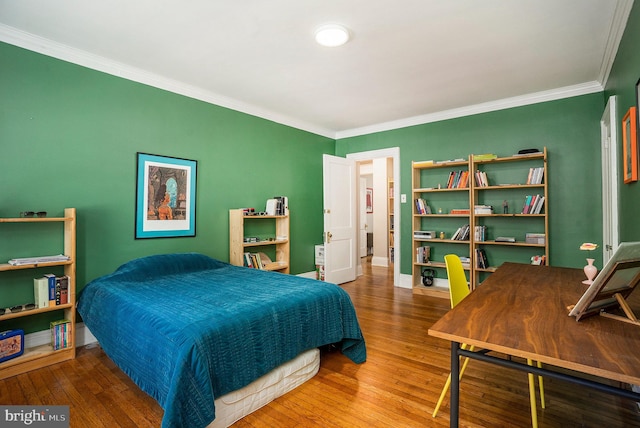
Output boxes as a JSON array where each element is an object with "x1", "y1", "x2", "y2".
[
  {"x1": 229, "y1": 209, "x2": 290, "y2": 274},
  {"x1": 0, "y1": 208, "x2": 76, "y2": 380}
]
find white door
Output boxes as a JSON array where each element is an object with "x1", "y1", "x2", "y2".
[
  {"x1": 323, "y1": 154, "x2": 357, "y2": 284},
  {"x1": 601, "y1": 95, "x2": 620, "y2": 264},
  {"x1": 359, "y1": 176, "x2": 367, "y2": 258}
]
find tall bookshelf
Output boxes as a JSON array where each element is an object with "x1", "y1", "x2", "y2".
[
  {"x1": 411, "y1": 149, "x2": 548, "y2": 296},
  {"x1": 471, "y1": 148, "x2": 548, "y2": 287},
  {"x1": 0, "y1": 208, "x2": 76, "y2": 380},
  {"x1": 229, "y1": 209, "x2": 290, "y2": 273}
]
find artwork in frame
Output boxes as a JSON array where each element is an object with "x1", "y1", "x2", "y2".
[
  {"x1": 366, "y1": 188, "x2": 373, "y2": 213},
  {"x1": 622, "y1": 106, "x2": 637, "y2": 184},
  {"x1": 135, "y1": 153, "x2": 197, "y2": 238}
]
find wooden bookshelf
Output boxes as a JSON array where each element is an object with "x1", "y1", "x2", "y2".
[
  {"x1": 229, "y1": 209, "x2": 290, "y2": 273},
  {"x1": 0, "y1": 208, "x2": 76, "y2": 380}
]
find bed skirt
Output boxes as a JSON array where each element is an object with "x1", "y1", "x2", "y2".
[{"x1": 207, "y1": 348, "x2": 320, "y2": 427}]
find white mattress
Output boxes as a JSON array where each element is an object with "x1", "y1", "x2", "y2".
[{"x1": 207, "y1": 347, "x2": 320, "y2": 428}]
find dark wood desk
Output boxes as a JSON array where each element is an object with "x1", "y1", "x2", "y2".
[{"x1": 429, "y1": 262, "x2": 640, "y2": 427}]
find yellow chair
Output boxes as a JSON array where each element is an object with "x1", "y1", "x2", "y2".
[{"x1": 432, "y1": 254, "x2": 545, "y2": 427}]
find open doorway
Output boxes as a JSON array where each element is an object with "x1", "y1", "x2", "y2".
[{"x1": 347, "y1": 148, "x2": 400, "y2": 287}]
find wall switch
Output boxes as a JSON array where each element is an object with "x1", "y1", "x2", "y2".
[{"x1": 401, "y1": 194, "x2": 407, "y2": 203}]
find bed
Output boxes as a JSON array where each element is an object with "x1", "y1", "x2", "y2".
[{"x1": 77, "y1": 253, "x2": 366, "y2": 428}]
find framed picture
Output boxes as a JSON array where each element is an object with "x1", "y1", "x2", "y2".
[
  {"x1": 135, "y1": 153, "x2": 197, "y2": 238},
  {"x1": 622, "y1": 106, "x2": 637, "y2": 184},
  {"x1": 366, "y1": 188, "x2": 373, "y2": 213}
]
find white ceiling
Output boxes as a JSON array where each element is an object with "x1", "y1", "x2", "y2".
[{"x1": 0, "y1": 1, "x2": 633, "y2": 138}]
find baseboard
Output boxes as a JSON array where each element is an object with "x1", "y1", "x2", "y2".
[{"x1": 371, "y1": 256, "x2": 389, "y2": 267}]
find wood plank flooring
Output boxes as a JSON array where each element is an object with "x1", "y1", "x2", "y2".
[{"x1": 2, "y1": 259, "x2": 640, "y2": 427}]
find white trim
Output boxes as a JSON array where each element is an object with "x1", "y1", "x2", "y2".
[
  {"x1": 601, "y1": 95, "x2": 620, "y2": 265},
  {"x1": 336, "y1": 82, "x2": 604, "y2": 139},
  {"x1": 598, "y1": 0, "x2": 635, "y2": 87},
  {"x1": 347, "y1": 148, "x2": 401, "y2": 287}
]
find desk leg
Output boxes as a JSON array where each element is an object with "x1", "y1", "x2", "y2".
[{"x1": 450, "y1": 341, "x2": 460, "y2": 428}]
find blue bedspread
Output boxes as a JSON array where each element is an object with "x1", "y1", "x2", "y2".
[{"x1": 77, "y1": 253, "x2": 366, "y2": 428}]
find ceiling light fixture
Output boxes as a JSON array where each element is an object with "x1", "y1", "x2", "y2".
[{"x1": 315, "y1": 24, "x2": 350, "y2": 47}]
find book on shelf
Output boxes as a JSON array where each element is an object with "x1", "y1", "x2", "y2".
[
  {"x1": 414, "y1": 198, "x2": 430, "y2": 214},
  {"x1": 56, "y1": 275, "x2": 69, "y2": 305},
  {"x1": 474, "y1": 225, "x2": 486, "y2": 241},
  {"x1": 474, "y1": 153, "x2": 498, "y2": 161},
  {"x1": 33, "y1": 277, "x2": 49, "y2": 309},
  {"x1": 451, "y1": 224, "x2": 470, "y2": 241},
  {"x1": 525, "y1": 233, "x2": 546, "y2": 245},
  {"x1": 449, "y1": 208, "x2": 470, "y2": 215},
  {"x1": 446, "y1": 170, "x2": 469, "y2": 189},
  {"x1": 243, "y1": 252, "x2": 273, "y2": 269},
  {"x1": 474, "y1": 170, "x2": 490, "y2": 187},
  {"x1": 474, "y1": 205, "x2": 493, "y2": 215},
  {"x1": 526, "y1": 167, "x2": 544, "y2": 185},
  {"x1": 50, "y1": 319, "x2": 71, "y2": 351},
  {"x1": 44, "y1": 273, "x2": 57, "y2": 307},
  {"x1": 521, "y1": 194, "x2": 545, "y2": 214},
  {"x1": 8, "y1": 254, "x2": 70, "y2": 266},
  {"x1": 495, "y1": 236, "x2": 516, "y2": 243},
  {"x1": 415, "y1": 246, "x2": 430, "y2": 263},
  {"x1": 475, "y1": 248, "x2": 489, "y2": 269}
]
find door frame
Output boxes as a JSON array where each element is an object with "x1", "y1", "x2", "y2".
[
  {"x1": 347, "y1": 147, "x2": 401, "y2": 287},
  {"x1": 601, "y1": 95, "x2": 620, "y2": 265}
]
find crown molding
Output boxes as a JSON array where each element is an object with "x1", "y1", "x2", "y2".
[
  {"x1": 335, "y1": 81, "x2": 604, "y2": 139},
  {"x1": 0, "y1": 24, "x2": 335, "y2": 139},
  {"x1": 1, "y1": 23, "x2": 611, "y2": 142},
  {"x1": 597, "y1": 0, "x2": 634, "y2": 86}
]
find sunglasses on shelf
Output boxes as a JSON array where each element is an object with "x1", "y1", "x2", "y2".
[
  {"x1": 0, "y1": 303, "x2": 36, "y2": 315},
  {"x1": 20, "y1": 211, "x2": 47, "y2": 218}
]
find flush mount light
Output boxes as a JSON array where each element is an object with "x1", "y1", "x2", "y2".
[{"x1": 315, "y1": 24, "x2": 350, "y2": 47}]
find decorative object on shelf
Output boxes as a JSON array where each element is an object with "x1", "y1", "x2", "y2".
[
  {"x1": 366, "y1": 188, "x2": 373, "y2": 213},
  {"x1": 422, "y1": 269, "x2": 436, "y2": 286},
  {"x1": 580, "y1": 242, "x2": 599, "y2": 285},
  {"x1": 19, "y1": 211, "x2": 47, "y2": 218},
  {"x1": 135, "y1": 153, "x2": 197, "y2": 238},
  {"x1": 622, "y1": 107, "x2": 637, "y2": 184}
]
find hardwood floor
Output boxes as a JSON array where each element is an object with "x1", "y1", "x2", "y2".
[{"x1": 2, "y1": 259, "x2": 640, "y2": 427}]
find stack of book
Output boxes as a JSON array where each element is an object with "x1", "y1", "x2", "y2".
[
  {"x1": 526, "y1": 167, "x2": 544, "y2": 185},
  {"x1": 34, "y1": 275, "x2": 69, "y2": 308},
  {"x1": 474, "y1": 205, "x2": 493, "y2": 215},
  {"x1": 415, "y1": 246, "x2": 430, "y2": 263},
  {"x1": 474, "y1": 225, "x2": 487, "y2": 241},
  {"x1": 475, "y1": 248, "x2": 489, "y2": 268},
  {"x1": 243, "y1": 252, "x2": 272, "y2": 269},
  {"x1": 521, "y1": 195, "x2": 545, "y2": 214},
  {"x1": 446, "y1": 170, "x2": 470, "y2": 188},
  {"x1": 451, "y1": 224, "x2": 470, "y2": 241},
  {"x1": 50, "y1": 319, "x2": 71, "y2": 351},
  {"x1": 474, "y1": 170, "x2": 490, "y2": 187},
  {"x1": 414, "y1": 198, "x2": 430, "y2": 214}
]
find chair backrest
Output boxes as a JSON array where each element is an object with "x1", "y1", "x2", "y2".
[{"x1": 444, "y1": 254, "x2": 470, "y2": 309}]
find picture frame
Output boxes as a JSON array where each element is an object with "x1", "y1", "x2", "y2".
[
  {"x1": 636, "y1": 77, "x2": 640, "y2": 143},
  {"x1": 622, "y1": 106, "x2": 637, "y2": 184},
  {"x1": 135, "y1": 152, "x2": 197, "y2": 238},
  {"x1": 366, "y1": 188, "x2": 373, "y2": 213}
]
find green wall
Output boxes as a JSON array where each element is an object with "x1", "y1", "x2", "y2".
[
  {"x1": 605, "y1": 2, "x2": 640, "y2": 241},
  {"x1": 336, "y1": 95, "x2": 605, "y2": 276},
  {"x1": 0, "y1": 42, "x2": 333, "y2": 319}
]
